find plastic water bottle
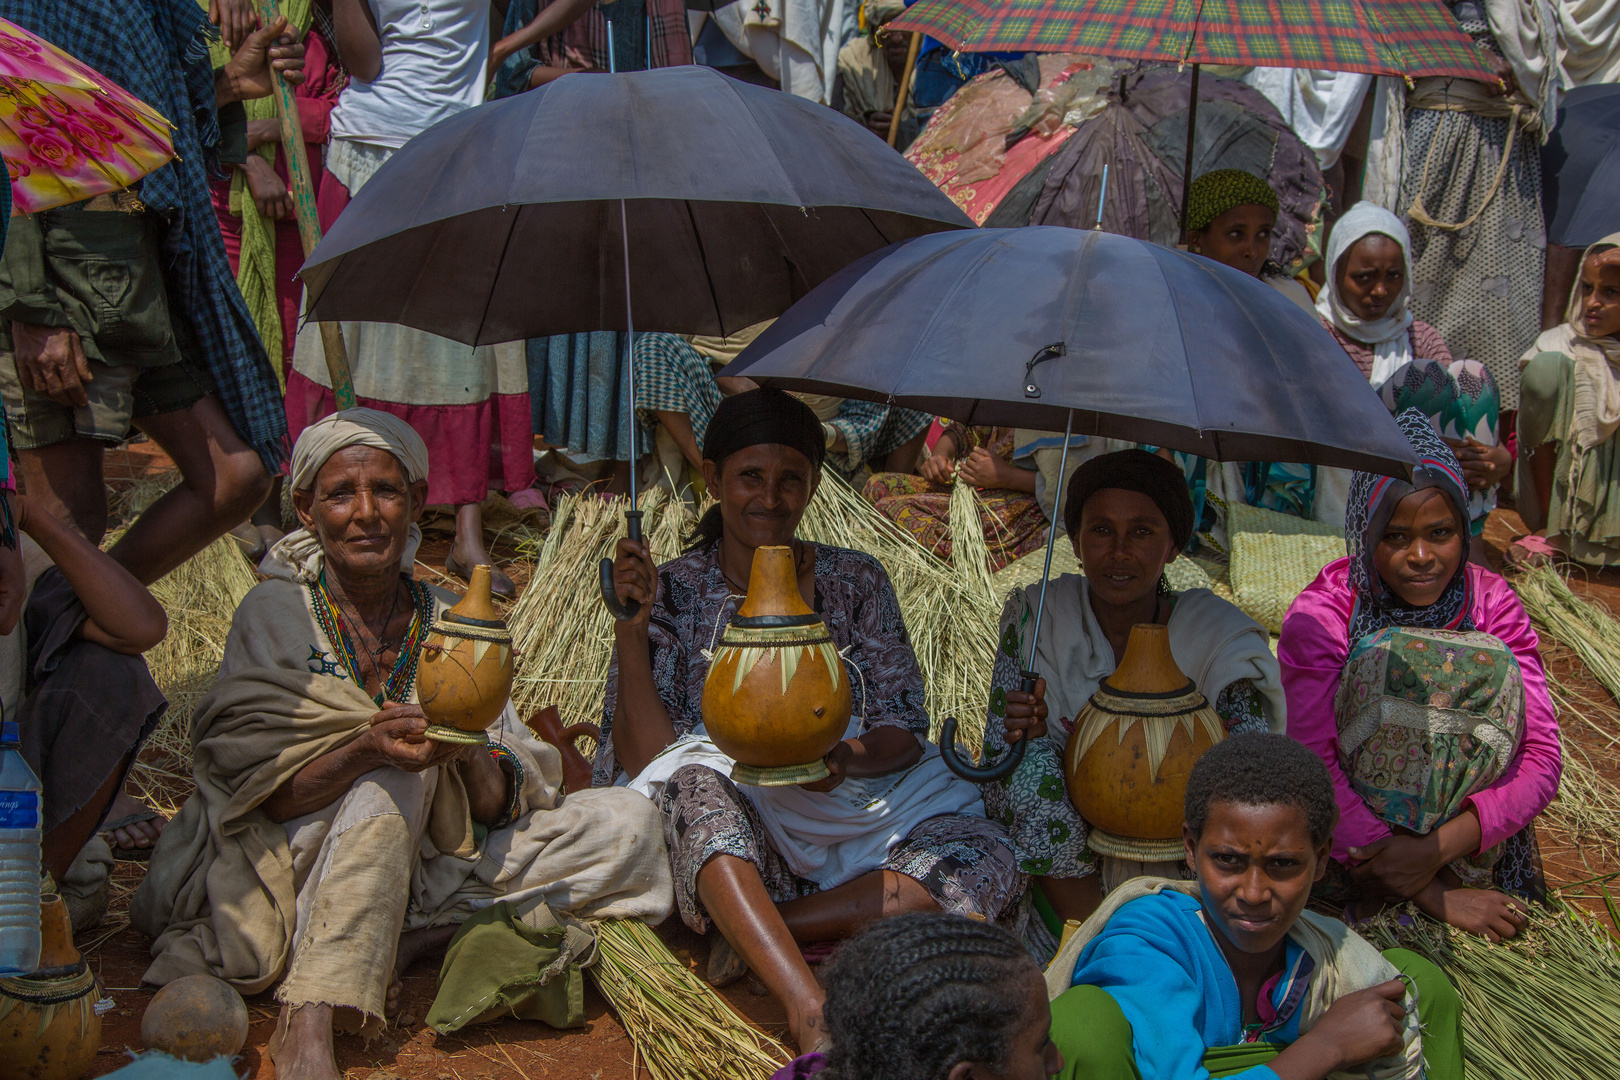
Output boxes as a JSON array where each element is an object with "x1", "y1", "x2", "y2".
[{"x1": 0, "y1": 720, "x2": 42, "y2": 975}]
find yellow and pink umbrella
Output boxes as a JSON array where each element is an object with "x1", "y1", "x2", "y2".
[{"x1": 0, "y1": 15, "x2": 175, "y2": 216}]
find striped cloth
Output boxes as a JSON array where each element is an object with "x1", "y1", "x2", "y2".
[
  {"x1": 0, "y1": 0, "x2": 288, "y2": 471},
  {"x1": 890, "y1": 0, "x2": 1499, "y2": 81}
]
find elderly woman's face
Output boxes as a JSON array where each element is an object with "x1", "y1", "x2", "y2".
[
  {"x1": 1189, "y1": 203, "x2": 1276, "y2": 278},
  {"x1": 1072, "y1": 488, "x2": 1179, "y2": 611},
  {"x1": 702, "y1": 443, "x2": 818, "y2": 551},
  {"x1": 1336, "y1": 234, "x2": 1405, "y2": 322},
  {"x1": 1372, "y1": 487, "x2": 1463, "y2": 609},
  {"x1": 292, "y1": 446, "x2": 428, "y2": 580}
]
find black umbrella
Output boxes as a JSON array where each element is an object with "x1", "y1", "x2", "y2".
[
  {"x1": 722, "y1": 226, "x2": 1418, "y2": 780},
  {"x1": 298, "y1": 65, "x2": 972, "y2": 617},
  {"x1": 1543, "y1": 83, "x2": 1620, "y2": 249}
]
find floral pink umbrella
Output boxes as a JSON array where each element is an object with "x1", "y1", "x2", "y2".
[{"x1": 0, "y1": 16, "x2": 175, "y2": 215}]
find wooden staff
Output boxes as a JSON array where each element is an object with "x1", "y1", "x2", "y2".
[
  {"x1": 886, "y1": 31, "x2": 922, "y2": 148},
  {"x1": 256, "y1": 1, "x2": 357, "y2": 409}
]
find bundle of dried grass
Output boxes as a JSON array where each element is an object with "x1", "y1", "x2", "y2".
[
  {"x1": 1510, "y1": 565, "x2": 1620, "y2": 702},
  {"x1": 589, "y1": 920, "x2": 787, "y2": 1080},
  {"x1": 1360, "y1": 902, "x2": 1620, "y2": 1080}
]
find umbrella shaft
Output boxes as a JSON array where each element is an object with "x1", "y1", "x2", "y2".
[
  {"x1": 1025, "y1": 409, "x2": 1075, "y2": 674},
  {"x1": 1178, "y1": 64, "x2": 1201, "y2": 243}
]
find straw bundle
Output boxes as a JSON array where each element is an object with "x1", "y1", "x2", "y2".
[
  {"x1": 1360, "y1": 902, "x2": 1620, "y2": 1080},
  {"x1": 1510, "y1": 565, "x2": 1620, "y2": 703},
  {"x1": 589, "y1": 920, "x2": 787, "y2": 1080},
  {"x1": 948, "y1": 478, "x2": 994, "y2": 597}
]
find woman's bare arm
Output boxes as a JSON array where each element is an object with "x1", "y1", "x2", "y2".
[{"x1": 330, "y1": 0, "x2": 382, "y2": 81}]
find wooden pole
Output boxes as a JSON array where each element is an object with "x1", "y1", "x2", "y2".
[
  {"x1": 257, "y1": 2, "x2": 357, "y2": 409},
  {"x1": 886, "y1": 32, "x2": 922, "y2": 148},
  {"x1": 1177, "y1": 63, "x2": 1200, "y2": 244}
]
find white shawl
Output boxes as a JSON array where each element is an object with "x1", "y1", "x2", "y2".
[
  {"x1": 1314, "y1": 202, "x2": 1416, "y2": 387},
  {"x1": 1520, "y1": 234, "x2": 1620, "y2": 452},
  {"x1": 1019, "y1": 574, "x2": 1285, "y2": 756}
]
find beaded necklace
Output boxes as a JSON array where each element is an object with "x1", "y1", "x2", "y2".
[{"x1": 310, "y1": 573, "x2": 433, "y2": 706}]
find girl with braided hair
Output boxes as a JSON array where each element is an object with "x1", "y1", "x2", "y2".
[{"x1": 774, "y1": 912, "x2": 1062, "y2": 1080}]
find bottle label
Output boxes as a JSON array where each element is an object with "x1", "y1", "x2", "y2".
[{"x1": 0, "y1": 791, "x2": 39, "y2": 829}]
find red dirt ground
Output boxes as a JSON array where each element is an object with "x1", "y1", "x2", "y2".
[{"x1": 61, "y1": 451, "x2": 1620, "y2": 1078}]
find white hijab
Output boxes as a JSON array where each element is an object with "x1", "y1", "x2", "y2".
[
  {"x1": 1315, "y1": 202, "x2": 1416, "y2": 386},
  {"x1": 262, "y1": 408, "x2": 431, "y2": 583},
  {"x1": 1522, "y1": 235, "x2": 1620, "y2": 451}
]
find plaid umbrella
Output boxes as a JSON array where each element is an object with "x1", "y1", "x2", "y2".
[{"x1": 889, "y1": 0, "x2": 1500, "y2": 83}]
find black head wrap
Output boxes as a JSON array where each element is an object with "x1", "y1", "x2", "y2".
[
  {"x1": 688, "y1": 388, "x2": 825, "y2": 549},
  {"x1": 702, "y1": 387, "x2": 827, "y2": 471},
  {"x1": 1063, "y1": 448, "x2": 1196, "y2": 550}
]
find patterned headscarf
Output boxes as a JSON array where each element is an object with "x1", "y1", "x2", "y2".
[
  {"x1": 1185, "y1": 169, "x2": 1281, "y2": 232},
  {"x1": 1344, "y1": 409, "x2": 1473, "y2": 643}
]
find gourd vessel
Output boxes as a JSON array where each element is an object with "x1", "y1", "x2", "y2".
[{"x1": 417, "y1": 564, "x2": 513, "y2": 745}]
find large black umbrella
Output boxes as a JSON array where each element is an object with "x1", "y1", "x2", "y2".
[
  {"x1": 298, "y1": 65, "x2": 972, "y2": 617},
  {"x1": 299, "y1": 65, "x2": 972, "y2": 342},
  {"x1": 722, "y1": 226, "x2": 1418, "y2": 779},
  {"x1": 1543, "y1": 84, "x2": 1620, "y2": 249}
]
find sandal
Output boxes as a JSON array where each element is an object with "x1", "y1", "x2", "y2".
[
  {"x1": 705, "y1": 933, "x2": 748, "y2": 988},
  {"x1": 99, "y1": 810, "x2": 163, "y2": 862},
  {"x1": 1506, "y1": 533, "x2": 1562, "y2": 569},
  {"x1": 445, "y1": 549, "x2": 516, "y2": 600}
]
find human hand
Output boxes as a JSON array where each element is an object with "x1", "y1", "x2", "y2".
[
  {"x1": 1002, "y1": 676, "x2": 1048, "y2": 744},
  {"x1": 246, "y1": 118, "x2": 282, "y2": 150},
  {"x1": 1347, "y1": 834, "x2": 1444, "y2": 900},
  {"x1": 1415, "y1": 880, "x2": 1529, "y2": 943},
  {"x1": 918, "y1": 448, "x2": 956, "y2": 485},
  {"x1": 12, "y1": 322, "x2": 91, "y2": 407},
  {"x1": 800, "y1": 741, "x2": 853, "y2": 792},
  {"x1": 1450, "y1": 437, "x2": 1511, "y2": 491},
  {"x1": 610, "y1": 536, "x2": 657, "y2": 633},
  {"x1": 365, "y1": 703, "x2": 468, "y2": 772},
  {"x1": 210, "y1": 0, "x2": 258, "y2": 50},
  {"x1": 865, "y1": 110, "x2": 894, "y2": 137},
  {"x1": 957, "y1": 446, "x2": 1007, "y2": 489},
  {"x1": 1301, "y1": 979, "x2": 1408, "y2": 1071},
  {"x1": 218, "y1": 17, "x2": 306, "y2": 103},
  {"x1": 243, "y1": 155, "x2": 294, "y2": 219}
]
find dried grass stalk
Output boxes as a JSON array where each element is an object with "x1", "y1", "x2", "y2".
[
  {"x1": 590, "y1": 920, "x2": 787, "y2": 1080},
  {"x1": 1510, "y1": 565, "x2": 1620, "y2": 702}
]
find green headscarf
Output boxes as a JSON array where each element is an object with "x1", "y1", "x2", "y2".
[{"x1": 1185, "y1": 169, "x2": 1280, "y2": 233}]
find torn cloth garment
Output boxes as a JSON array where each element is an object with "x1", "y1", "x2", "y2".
[{"x1": 130, "y1": 575, "x2": 672, "y2": 1032}]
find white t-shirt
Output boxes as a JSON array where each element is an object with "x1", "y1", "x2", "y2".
[{"x1": 328, "y1": 0, "x2": 491, "y2": 150}]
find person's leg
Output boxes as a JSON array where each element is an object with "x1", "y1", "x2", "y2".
[
  {"x1": 1038, "y1": 875, "x2": 1105, "y2": 925},
  {"x1": 1049, "y1": 983, "x2": 1142, "y2": 1080},
  {"x1": 448, "y1": 501, "x2": 515, "y2": 598},
  {"x1": 41, "y1": 750, "x2": 131, "y2": 882},
  {"x1": 1512, "y1": 352, "x2": 1572, "y2": 541},
  {"x1": 15, "y1": 441, "x2": 109, "y2": 542},
  {"x1": 115, "y1": 394, "x2": 272, "y2": 584},
  {"x1": 776, "y1": 869, "x2": 937, "y2": 942},
  {"x1": 1382, "y1": 948, "x2": 1464, "y2": 1080},
  {"x1": 656, "y1": 410, "x2": 703, "y2": 470},
  {"x1": 878, "y1": 427, "x2": 929, "y2": 474},
  {"x1": 697, "y1": 854, "x2": 828, "y2": 1053}
]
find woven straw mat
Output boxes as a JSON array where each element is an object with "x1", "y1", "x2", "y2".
[{"x1": 1227, "y1": 502, "x2": 1344, "y2": 634}]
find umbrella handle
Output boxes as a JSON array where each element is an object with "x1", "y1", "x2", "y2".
[
  {"x1": 938, "y1": 671, "x2": 1037, "y2": 784},
  {"x1": 600, "y1": 510, "x2": 645, "y2": 621}
]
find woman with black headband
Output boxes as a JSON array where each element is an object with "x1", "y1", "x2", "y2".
[
  {"x1": 988, "y1": 450, "x2": 1285, "y2": 932},
  {"x1": 599, "y1": 388, "x2": 1023, "y2": 1054},
  {"x1": 1280, "y1": 409, "x2": 1559, "y2": 941}
]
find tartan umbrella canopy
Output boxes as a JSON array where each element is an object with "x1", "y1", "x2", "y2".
[{"x1": 888, "y1": 0, "x2": 1500, "y2": 82}]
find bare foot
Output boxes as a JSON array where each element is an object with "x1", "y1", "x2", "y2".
[
  {"x1": 1415, "y1": 881, "x2": 1529, "y2": 942},
  {"x1": 268, "y1": 1002, "x2": 340, "y2": 1080},
  {"x1": 785, "y1": 996, "x2": 829, "y2": 1056},
  {"x1": 449, "y1": 506, "x2": 514, "y2": 599},
  {"x1": 102, "y1": 793, "x2": 167, "y2": 852}
]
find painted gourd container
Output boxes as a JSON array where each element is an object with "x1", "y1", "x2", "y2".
[
  {"x1": 417, "y1": 564, "x2": 514, "y2": 745},
  {"x1": 1064, "y1": 623, "x2": 1225, "y2": 861},
  {"x1": 0, "y1": 897, "x2": 100, "y2": 1080},
  {"x1": 702, "y1": 546, "x2": 853, "y2": 786}
]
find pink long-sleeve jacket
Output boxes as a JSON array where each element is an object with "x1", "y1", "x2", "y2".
[{"x1": 1279, "y1": 557, "x2": 1562, "y2": 864}]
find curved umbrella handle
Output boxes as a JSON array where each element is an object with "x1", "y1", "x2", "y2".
[
  {"x1": 600, "y1": 510, "x2": 645, "y2": 622},
  {"x1": 938, "y1": 671, "x2": 1038, "y2": 784}
]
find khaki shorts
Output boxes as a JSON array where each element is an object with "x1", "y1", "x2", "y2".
[{"x1": 0, "y1": 348, "x2": 215, "y2": 449}]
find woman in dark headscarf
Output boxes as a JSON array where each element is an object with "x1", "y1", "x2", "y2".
[
  {"x1": 985, "y1": 450, "x2": 1285, "y2": 932},
  {"x1": 601, "y1": 389, "x2": 1023, "y2": 1054},
  {"x1": 1280, "y1": 410, "x2": 1560, "y2": 941}
]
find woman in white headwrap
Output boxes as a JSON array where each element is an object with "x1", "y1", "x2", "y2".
[
  {"x1": 132, "y1": 408, "x2": 672, "y2": 1079},
  {"x1": 1514, "y1": 236, "x2": 1620, "y2": 567},
  {"x1": 1312, "y1": 204, "x2": 1511, "y2": 542}
]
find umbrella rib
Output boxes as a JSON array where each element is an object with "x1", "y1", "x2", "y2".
[
  {"x1": 472, "y1": 203, "x2": 523, "y2": 347},
  {"x1": 681, "y1": 199, "x2": 727, "y2": 336},
  {"x1": 887, "y1": 233, "x2": 1010, "y2": 410}
]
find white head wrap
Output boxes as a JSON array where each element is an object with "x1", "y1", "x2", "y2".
[
  {"x1": 1315, "y1": 202, "x2": 1416, "y2": 386},
  {"x1": 262, "y1": 408, "x2": 430, "y2": 583}
]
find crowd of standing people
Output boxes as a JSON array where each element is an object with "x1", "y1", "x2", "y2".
[{"x1": 0, "y1": 0, "x2": 1613, "y2": 1078}]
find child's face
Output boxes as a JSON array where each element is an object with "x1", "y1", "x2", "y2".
[{"x1": 1184, "y1": 801, "x2": 1330, "y2": 957}]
